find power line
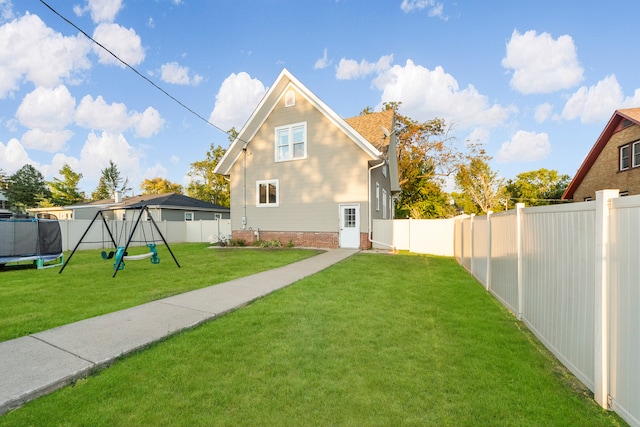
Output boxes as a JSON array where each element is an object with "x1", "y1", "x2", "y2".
[{"x1": 38, "y1": 0, "x2": 246, "y2": 145}]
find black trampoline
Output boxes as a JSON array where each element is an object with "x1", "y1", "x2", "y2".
[{"x1": 0, "y1": 216, "x2": 64, "y2": 269}]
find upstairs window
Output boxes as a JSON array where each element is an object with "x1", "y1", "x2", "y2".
[
  {"x1": 275, "y1": 122, "x2": 306, "y2": 162},
  {"x1": 257, "y1": 179, "x2": 279, "y2": 207},
  {"x1": 633, "y1": 141, "x2": 640, "y2": 168},
  {"x1": 620, "y1": 145, "x2": 630, "y2": 170}
]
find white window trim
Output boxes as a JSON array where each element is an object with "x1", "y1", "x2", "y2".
[
  {"x1": 376, "y1": 182, "x2": 380, "y2": 211},
  {"x1": 214, "y1": 213, "x2": 223, "y2": 220},
  {"x1": 632, "y1": 141, "x2": 640, "y2": 168},
  {"x1": 184, "y1": 211, "x2": 194, "y2": 221},
  {"x1": 275, "y1": 122, "x2": 307, "y2": 162},
  {"x1": 382, "y1": 189, "x2": 387, "y2": 219},
  {"x1": 620, "y1": 145, "x2": 630, "y2": 170},
  {"x1": 256, "y1": 179, "x2": 279, "y2": 207}
]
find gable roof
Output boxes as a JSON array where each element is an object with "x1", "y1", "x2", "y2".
[
  {"x1": 214, "y1": 69, "x2": 383, "y2": 176},
  {"x1": 75, "y1": 193, "x2": 229, "y2": 211},
  {"x1": 344, "y1": 109, "x2": 395, "y2": 153},
  {"x1": 562, "y1": 108, "x2": 640, "y2": 200}
]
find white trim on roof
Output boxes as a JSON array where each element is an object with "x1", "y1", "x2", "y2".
[{"x1": 214, "y1": 68, "x2": 381, "y2": 176}]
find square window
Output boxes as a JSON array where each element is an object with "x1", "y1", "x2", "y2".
[
  {"x1": 257, "y1": 179, "x2": 279, "y2": 207},
  {"x1": 275, "y1": 123, "x2": 306, "y2": 162},
  {"x1": 620, "y1": 145, "x2": 630, "y2": 170},
  {"x1": 184, "y1": 212, "x2": 194, "y2": 221}
]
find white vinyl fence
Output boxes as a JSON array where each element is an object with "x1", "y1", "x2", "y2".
[
  {"x1": 58, "y1": 219, "x2": 231, "y2": 252},
  {"x1": 454, "y1": 190, "x2": 640, "y2": 427},
  {"x1": 374, "y1": 190, "x2": 640, "y2": 426}
]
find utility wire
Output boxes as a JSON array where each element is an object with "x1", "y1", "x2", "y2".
[{"x1": 38, "y1": 0, "x2": 247, "y2": 145}]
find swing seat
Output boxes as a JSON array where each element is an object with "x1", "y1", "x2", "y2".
[
  {"x1": 122, "y1": 244, "x2": 160, "y2": 263},
  {"x1": 101, "y1": 251, "x2": 114, "y2": 260}
]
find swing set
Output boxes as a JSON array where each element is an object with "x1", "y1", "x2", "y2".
[{"x1": 59, "y1": 205, "x2": 180, "y2": 277}]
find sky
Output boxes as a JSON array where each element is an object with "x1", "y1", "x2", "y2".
[{"x1": 2, "y1": 0, "x2": 640, "y2": 196}]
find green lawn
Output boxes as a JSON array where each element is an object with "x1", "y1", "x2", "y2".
[
  {"x1": 0, "y1": 252, "x2": 626, "y2": 426},
  {"x1": 0, "y1": 243, "x2": 322, "y2": 343}
]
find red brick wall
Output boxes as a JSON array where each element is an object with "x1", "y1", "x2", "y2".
[{"x1": 231, "y1": 230, "x2": 370, "y2": 249}]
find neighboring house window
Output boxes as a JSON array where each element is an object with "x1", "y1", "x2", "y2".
[
  {"x1": 257, "y1": 179, "x2": 279, "y2": 207},
  {"x1": 382, "y1": 189, "x2": 387, "y2": 219},
  {"x1": 275, "y1": 123, "x2": 306, "y2": 162},
  {"x1": 382, "y1": 165, "x2": 387, "y2": 177},
  {"x1": 633, "y1": 141, "x2": 640, "y2": 168},
  {"x1": 620, "y1": 191, "x2": 629, "y2": 197},
  {"x1": 184, "y1": 212, "x2": 194, "y2": 221},
  {"x1": 620, "y1": 145, "x2": 631, "y2": 170},
  {"x1": 376, "y1": 182, "x2": 380, "y2": 211},
  {"x1": 214, "y1": 213, "x2": 223, "y2": 220}
]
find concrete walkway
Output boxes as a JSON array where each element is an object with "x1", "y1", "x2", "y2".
[{"x1": 0, "y1": 248, "x2": 358, "y2": 416}]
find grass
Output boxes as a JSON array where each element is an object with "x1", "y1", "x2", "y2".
[
  {"x1": 0, "y1": 252, "x2": 626, "y2": 426},
  {"x1": 0, "y1": 243, "x2": 322, "y2": 343}
]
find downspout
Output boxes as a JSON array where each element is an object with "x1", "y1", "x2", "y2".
[
  {"x1": 368, "y1": 160, "x2": 395, "y2": 250},
  {"x1": 242, "y1": 143, "x2": 247, "y2": 230}
]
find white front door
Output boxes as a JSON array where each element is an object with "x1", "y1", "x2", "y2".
[{"x1": 339, "y1": 204, "x2": 360, "y2": 248}]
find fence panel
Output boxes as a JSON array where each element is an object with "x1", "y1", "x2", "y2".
[
  {"x1": 409, "y1": 218, "x2": 455, "y2": 256},
  {"x1": 609, "y1": 196, "x2": 640, "y2": 425},
  {"x1": 372, "y1": 219, "x2": 394, "y2": 249},
  {"x1": 488, "y1": 210, "x2": 519, "y2": 314},
  {"x1": 470, "y1": 216, "x2": 488, "y2": 285},
  {"x1": 520, "y1": 203, "x2": 596, "y2": 391}
]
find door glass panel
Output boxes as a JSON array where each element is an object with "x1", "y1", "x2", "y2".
[{"x1": 344, "y1": 208, "x2": 356, "y2": 227}]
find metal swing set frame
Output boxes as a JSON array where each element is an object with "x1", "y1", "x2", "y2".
[{"x1": 59, "y1": 205, "x2": 180, "y2": 277}]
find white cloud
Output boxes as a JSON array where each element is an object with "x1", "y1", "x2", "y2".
[
  {"x1": 336, "y1": 55, "x2": 393, "y2": 80},
  {"x1": 16, "y1": 85, "x2": 76, "y2": 131},
  {"x1": 373, "y1": 59, "x2": 513, "y2": 129},
  {"x1": 496, "y1": 130, "x2": 551, "y2": 163},
  {"x1": 534, "y1": 103, "x2": 553, "y2": 123},
  {"x1": 0, "y1": 13, "x2": 91, "y2": 98},
  {"x1": 41, "y1": 153, "x2": 82, "y2": 181},
  {"x1": 74, "y1": 95, "x2": 164, "y2": 137},
  {"x1": 400, "y1": 0, "x2": 445, "y2": 19},
  {"x1": 170, "y1": 155, "x2": 180, "y2": 164},
  {"x1": 21, "y1": 129, "x2": 74, "y2": 152},
  {"x1": 1, "y1": 0, "x2": 14, "y2": 21},
  {"x1": 502, "y1": 30, "x2": 583, "y2": 94},
  {"x1": 0, "y1": 138, "x2": 34, "y2": 173},
  {"x1": 79, "y1": 131, "x2": 140, "y2": 181},
  {"x1": 562, "y1": 74, "x2": 640, "y2": 123},
  {"x1": 314, "y1": 48, "x2": 331, "y2": 70},
  {"x1": 75, "y1": 95, "x2": 130, "y2": 133},
  {"x1": 131, "y1": 107, "x2": 164, "y2": 138},
  {"x1": 143, "y1": 163, "x2": 168, "y2": 180},
  {"x1": 158, "y1": 62, "x2": 203, "y2": 86},
  {"x1": 92, "y1": 23, "x2": 145, "y2": 68},
  {"x1": 209, "y1": 72, "x2": 267, "y2": 132},
  {"x1": 74, "y1": 0, "x2": 123, "y2": 24}
]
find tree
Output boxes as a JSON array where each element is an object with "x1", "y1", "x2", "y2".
[
  {"x1": 455, "y1": 157, "x2": 506, "y2": 214},
  {"x1": 361, "y1": 102, "x2": 472, "y2": 218},
  {"x1": 505, "y1": 168, "x2": 571, "y2": 207},
  {"x1": 140, "y1": 177, "x2": 183, "y2": 195},
  {"x1": 5, "y1": 164, "x2": 51, "y2": 213},
  {"x1": 187, "y1": 144, "x2": 229, "y2": 207},
  {"x1": 48, "y1": 164, "x2": 85, "y2": 206},
  {"x1": 91, "y1": 160, "x2": 131, "y2": 200}
]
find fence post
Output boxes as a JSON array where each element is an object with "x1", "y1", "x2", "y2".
[
  {"x1": 516, "y1": 203, "x2": 525, "y2": 320},
  {"x1": 594, "y1": 189, "x2": 618, "y2": 408},
  {"x1": 485, "y1": 211, "x2": 492, "y2": 291},
  {"x1": 469, "y1": 214, "x2": 476, "y2": 276}
]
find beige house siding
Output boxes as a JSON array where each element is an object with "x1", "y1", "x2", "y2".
[
  {"x1": 573, "y1": 125, "x2": 640, "y2": 201},
  {"x1": 229, "y1": 89, "x2": 372, "y2": 235}
]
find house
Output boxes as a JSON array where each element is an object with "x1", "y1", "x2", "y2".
[
  {"x1": 214, "y1": 69, "x2": 400, "y2": 249},
  {"x1": 28, "y1": 192, "x2": 230, "y2": 221},
  {"x1": 0, "y1": 190, "x2": 10, "y2": 218},
  {"x1": 563, "y1": 108, "x2": 640, "y2": 201}
]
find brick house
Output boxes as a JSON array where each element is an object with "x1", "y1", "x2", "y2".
[{"x1": 563, "y1": 108, "x2": 640, "y2": 201}]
